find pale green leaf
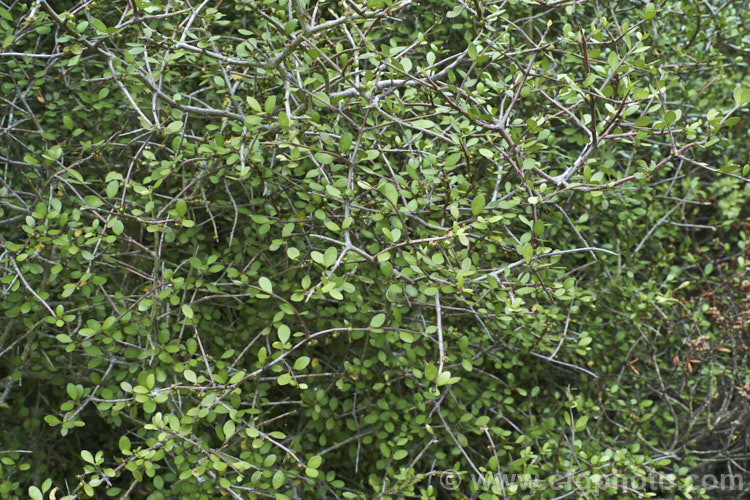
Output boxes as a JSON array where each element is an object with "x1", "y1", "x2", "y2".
[
  {"x1": 471, "y1": 193, "x2": 486, "y2": 216},
  {"x1": 277, "y1": 324, "x2": 290, "y2": 344},
  {"x1": 370, "y1": 313, "x2": 386, "y2": 328},
  {"x1": 294, "y1": 356, "x2": 310, "y2": 370},
  {"x1": 522, "y1": 243, "x2": 533, "y2": 264},
  {"x1": 259, "y1": 277, "x2": 273, "y2": 294},
  {"x1": 29, "y1": 487, "x2": 43, "y2": 500},
  {"x1": 437, "y1": 371, "x2": 452, "y2": 387},
  {"x1": 223, "y1": 420, "x2": 236, "y2": 439},
  {"x1": 182, "y1": 304, "x2": 194, "y2": 319}
]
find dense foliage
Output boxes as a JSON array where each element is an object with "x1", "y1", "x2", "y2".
[{"x1": 1, "y1": 0, "x2": 749, "y2": 498}]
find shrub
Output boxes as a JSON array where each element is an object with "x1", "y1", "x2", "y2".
[{"x1": 1, "y1": 0, "x2": 748, "y2": 498}]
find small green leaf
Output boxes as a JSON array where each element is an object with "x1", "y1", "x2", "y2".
[
  {"x1": 272, "y1": 470, "x2": 285, "y2": 489},
  {"x1": 277, "y1": 324, "x2": 291, "y2": 344},
  {"x1": 81, "y1": 450, "x2": 95, "y2": 464},
  {"x1": 119, "y1": 435, "x2": 131, "y2": 452},
  {"x1": 223, "y1": 420, "x2": 236, "y2": 439},
  {"x1": 575, "y1": 415, "x2": 589, "y2": 431},
  {"x1": 258, "y1": 277, "x2": 273, "y2": 294},
  {"x1": 246, "y1": 96, "x2": 261, "y2": 112},
  {"x1": 311, "y1": 251, "x2": 324, "y2": 264},
  {"x1": 105, "y1": 180, "x2": 119, "y2": 198},
  {"x1": 184, "y1": 369, "x2": 197, "y2": 383},
  {"x1": 644, "y1": 3, "x2": 656, "y2": 20},
  {"x1": 323, "y1": 247, "x2": 337, "y2": 267},
  {"x1": 315, "y1": 152, "x2": 334, "y2": 164},
  {"x1": 399, "y1": 331, "x2": 415, "y2": 343},
  {"x1": 445, "y1": 152, "x2": 461, "y2": 168},
  {"x1": 294, "y1": 356, "x2": 310, "y2": 370},
  {"x1": 175, "y1": 200, "x2": 187, "y2": 217},
  {"x1": 84, "y1": 195, "x2": 103, "y2": 208},
  {"x1": 533, "y1": 220, "x2": 544, "y2": 236},
  {"x1": 165, "y1": 120, "x2": 184, "y2": 134},
  {"x1": 44, "y1": 415, "x2": 61, "y2": 426},
  {"x1": 734, "y1": 87, "x2": 750, "y2": 106},
  {"x1": 522, "y1": 243, "x2": 533, "y2": 264},
  {"x1": 447, "y1": 5, "x2": 464, "y2": 17},
  {"x1": 29, "y1": 486, "x2": 43, "y2": 500},
  {"x1": 47, "y1": 145, "x2": 62, "y2": 161},
  {"x1": 313, "y1": 91, "x2": 330, "y2": 106},
  {"x1": 411, "y1": 119, "x2": 435, "y2": 129},
  {"x1": 264, "y1": 96, "x2": 276, "y2": 113},
  {"x1": 437, "y1": 371, "x2": 452, "y2": 387},
  {"x1": 90, "y1": 17, "x2": 107, "y2": 33},
  {"x1": 370, "y1": 313, "x2": 386, "y2": 328},
  {"x1": 182, "y1": 304, "x2": 194, "y2": 319},
  {"x1": 471, "y1": 193, "x2": 486, "y2": 216},
  {"x1": 381, "y1": 182, "x2": 399, "y2": 206},
  {"x1": 278, "y1": 111, "x2": 289, "y2": 129},
  {"x1": 229, "y1": 370, "x2": 246, "y2": 384},
  {"x1": 307, "y1": 456, "x2": 322, "y2": 469},
  {"x1": 112, "y1": 219, "x2": 125, "y2": 236},
  {"x1": 340, "y1": 132, "x2": 353, "y2": 152},
  {"x1": 476, "y1": 416, "x2": 490, "y2": 427}
]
